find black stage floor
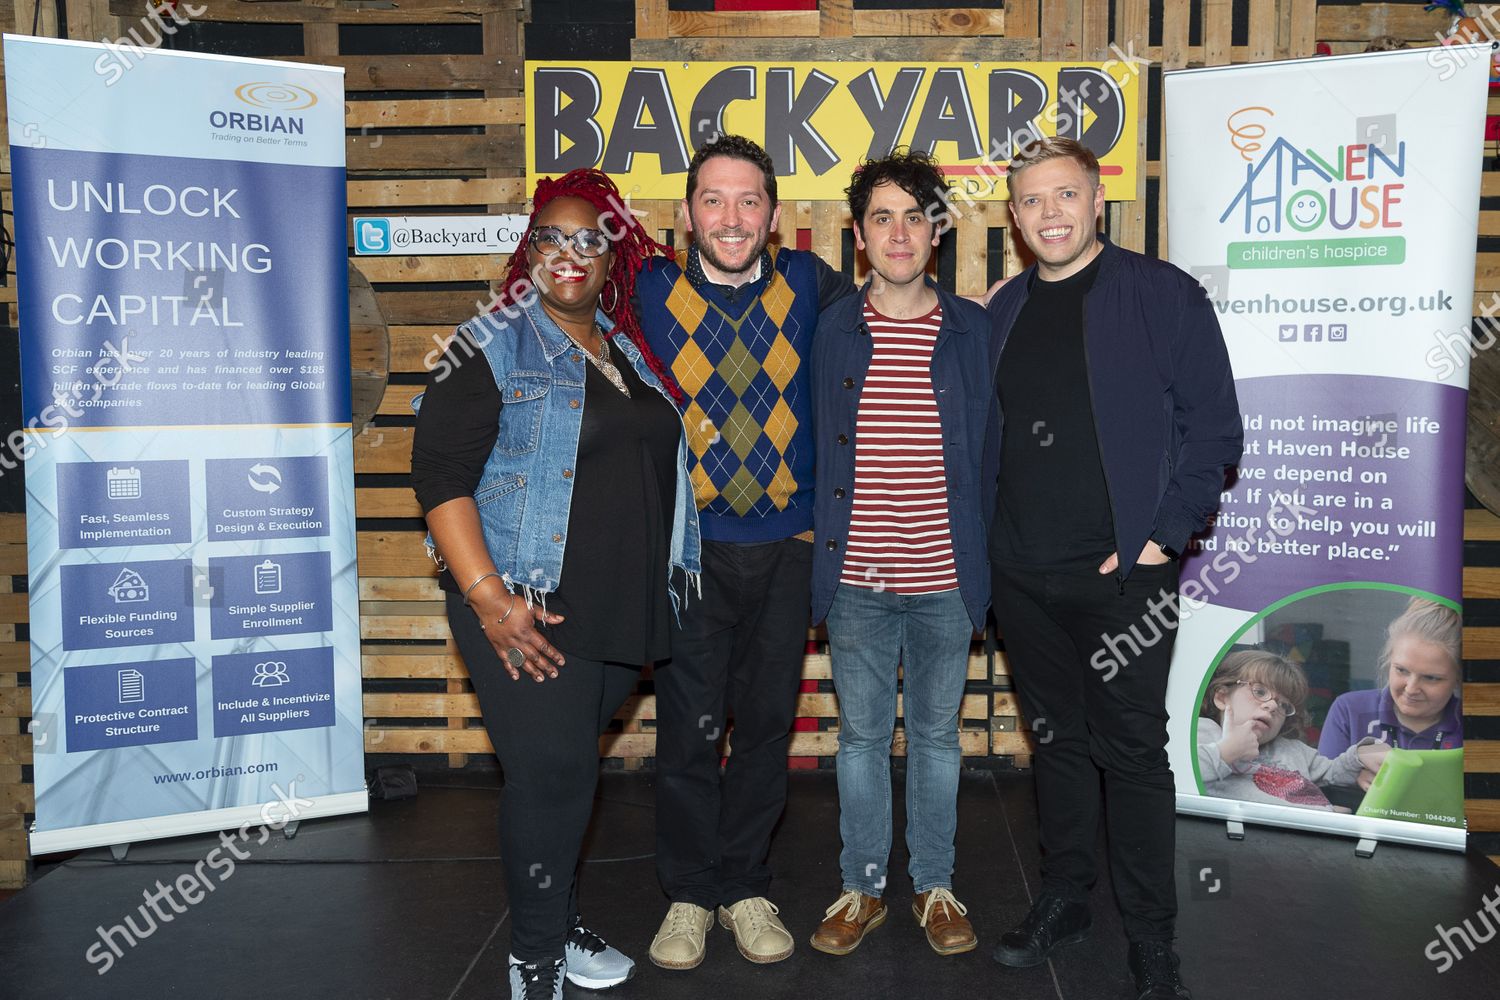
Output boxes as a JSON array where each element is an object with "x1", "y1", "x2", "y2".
[{"x1": 2, "y1": 770, "x2": 1497, "y2": 999}]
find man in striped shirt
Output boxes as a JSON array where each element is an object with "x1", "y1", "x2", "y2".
[{"x1": 808, "y1": 151, "x2": 996, "y2": 959}]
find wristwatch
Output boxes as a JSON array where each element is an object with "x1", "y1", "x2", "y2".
[{"x1": 1152, "y1": 537, "x2": 1181, "y2": 560}]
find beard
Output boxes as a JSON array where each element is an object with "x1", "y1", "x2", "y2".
[{"x1": 694, "y1": 227, "x2": 770, "y2": 280}]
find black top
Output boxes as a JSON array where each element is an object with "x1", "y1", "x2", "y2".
[
  {"x1": 411, "y1": 332, "x2": 682, "y2": 664},
  {"x1": 990, "y1": 254, "x2": 1116, "y2": 569}
]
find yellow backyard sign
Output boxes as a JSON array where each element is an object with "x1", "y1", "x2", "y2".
[{"x1": 526, "y1": 60, "x2": 1141, "y2": 202}]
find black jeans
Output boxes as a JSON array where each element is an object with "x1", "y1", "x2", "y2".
[
  {"x1": 990, "y1": 560, "x2": 1180, "y2": 942},
  {"x1": 654, "y1": 536, "x2": 812, "y2": 909},
  {"x1": 448, "y1": 593, "x2": 641, "y2": 962}
]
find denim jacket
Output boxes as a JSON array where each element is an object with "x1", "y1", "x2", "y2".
[{"x1": 415, "y1": 299, "x2": 702, "y2": 611}]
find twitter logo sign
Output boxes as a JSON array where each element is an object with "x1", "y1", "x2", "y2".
[{"x1": 355, "y1": 218, "x2": 391, "y2": 254}]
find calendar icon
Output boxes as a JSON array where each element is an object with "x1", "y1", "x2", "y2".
[{"x1": 106, "y1": 466, "x2": 142, "y2": 500}]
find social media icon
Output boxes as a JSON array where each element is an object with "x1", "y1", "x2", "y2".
[
  {"x1": 1328, "y1": 323, "x2": 1348, "y2": 342},
  {"x1": 1303, "y1": 324, "x2": 1322, "y2": 342},
  {"x1": 356, "y1": 219, "x2": 390, "y2": 254},
  {"x1": 1278, "y1": 324, "x2": 1297, "y2": 342}
]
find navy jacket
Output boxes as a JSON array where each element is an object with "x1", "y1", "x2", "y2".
[
  {"x1": 983, "y1": 236, "x2": 1243, "y2": 580},
  {"x1": 811, "y1": 278, "x2": 997, "y2": 629}
]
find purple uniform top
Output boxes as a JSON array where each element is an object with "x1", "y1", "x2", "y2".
[{"x1": 1317, "y1": 686, "x2": 1463, "y2": 757}]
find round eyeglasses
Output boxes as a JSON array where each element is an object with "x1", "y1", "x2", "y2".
[{"x1": 528, "y1": 226, "x2": 610, "y2": 258}]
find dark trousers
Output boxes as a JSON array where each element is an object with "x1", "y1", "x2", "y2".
[
  {"x1": 448, "y1": 593, "x2": 642, "y2": 962},
  {"x1": 654, "y1": 536, "x2": 812, "y2": 909},
  {"x1": 990, "y1": 561, "x2": 1181, "y2": 942}
]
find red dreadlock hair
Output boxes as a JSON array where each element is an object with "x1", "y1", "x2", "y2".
[{"x1": 492, "y1": 169, "x2": 684, "y2": 404}]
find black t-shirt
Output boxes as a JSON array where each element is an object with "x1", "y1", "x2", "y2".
[
  {"x1": 990, "y1": 255, "x2": 1116, "y2": 569},
  {"x1": 411, "y1": 333, "x2": 682, "y2": 664}
]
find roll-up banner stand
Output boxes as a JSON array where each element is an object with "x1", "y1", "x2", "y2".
[
  {"x1": 1162, "y1": 47, "x2": 1490, "y2": 851},
  {"x1": 5, "y1": 37, "x2": 366, "y2": 854}
]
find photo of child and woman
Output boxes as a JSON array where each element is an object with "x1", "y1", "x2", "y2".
[{"x1": 1194, "y1": 590, "x2": 1464, "y2": 826}]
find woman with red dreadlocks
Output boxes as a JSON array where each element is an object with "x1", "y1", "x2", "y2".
[{"x1": 411, "y1": 169, "x2": 700, "y2": 1000}]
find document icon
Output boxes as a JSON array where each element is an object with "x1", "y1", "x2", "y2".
[
  {"x1": 118, "y1": 668, "x2": 145, "y2": 704},
  {"x1": 253, "y1": 560, "x2": 283, "y2": 595}
]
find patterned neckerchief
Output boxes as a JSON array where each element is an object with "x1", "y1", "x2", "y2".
[{"x1": 685, "y1": 242, "x2": 772, "y2": 296}]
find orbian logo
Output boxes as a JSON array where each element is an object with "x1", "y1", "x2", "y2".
[
  {"x1": 234, "y1": 82, "x2": 318, "y2": 111},
  {"x1": 208, "y1": 82, "x2": 316, "y2": 138}
]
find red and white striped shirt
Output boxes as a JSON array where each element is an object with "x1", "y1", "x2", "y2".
[{"x1": 839, "y1": 300, "x2": 958, "y2": 594}]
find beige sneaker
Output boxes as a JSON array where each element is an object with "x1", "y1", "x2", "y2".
[
  {"x1": 718, "y1": 897, "x2": 794, "y2": 964},
  {"x1": 649, "y1": 902, "x2": 714, "y2": 970}
]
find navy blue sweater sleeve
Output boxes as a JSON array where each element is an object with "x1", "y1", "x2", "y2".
[{"x1": 1152, "y1": 279, "x2": 1244, "y2": 553}]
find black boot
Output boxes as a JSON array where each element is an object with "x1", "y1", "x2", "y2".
[
  {"x1": 991, "y1": 892, "x2": 1091, "y2": 968},
  {"x1": 1128, "y1": 941, "x2": 1192, "y2": 999}
]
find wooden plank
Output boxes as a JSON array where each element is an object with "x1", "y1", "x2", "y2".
[
  {"x1": 636, "y1": 0, "x2": 668, "y2": 40},
  {"x1": 379, "y1": 383, "x2": 424, "y2": 416},
  {"x1": 1204, "y1": 0, "x2": 1232, "y2": 65},
  {"x1": 1464, "y1": 741, "x2": 1500, "y2": 772},
  {"x1": 991, "y1": 731, "x2": 1035, "y2": 755},
  {"x1": 1469, "y1": 799, "x2": 1500, "y2": 831},
  {"x1": 1248, "y1": 0, "x2": 1277, "y2": 62},
  {"x1": 0, "y1": 515, "x2": 25, "y2": 544},
  {"x1": 361, "y1": 648, "x2": 465, "y2": 680},
  {"x1": 1466, "y1": 566, "x2": 1500, "y2": 600},
  {"x1": 357, "y1": 487, "x2": 424, "y2": 519},
  {"x1": 0, "y1": 595, "x2": 26, "y2": 624},
  {"x1": 955, "y1": 204, "x2": 988, "y2": 298},
  {"x1": 278, "y1": 55, "x2": 522, "y2": 92},
  {"x1": 1161, "y1": 0, "x2": 1190, "y2": 70},
  {"x1": 1005, "y1": 0, "x2": 1039, "y2": 38},
  {"x1": 821, "y1": 0, "x2": 852, "y2": 38},
  {"x1": 362, "y1": 614, "x2": 449, "y2": 640},
  {"x1": 354, "y1": 425, "x2": 413, "y2": 475},
  {"x1": 360, "y1": 575, "x2": 441, "y2": 601},
  {"x1": 668, "y1": 10, "x2": 820, "y2": 37},
  {"x1": 0, "y1": 544, "x2": 27, "y2": 576},
  {"x1": 348, "y1": 133, "x2": 519, "y2": 172},
  {"x1": 1288, "y1": 0, "x2": 1320, "y2": 58},
  {"x1": 0, "y1": 688, "x2": 28, "y2": 716},
  {"x1": 1039, "y1": 0, "x2": 1078, "y2": 59},
  {"x1": 114, "y1": 0, "x2": 520, "y2": 24},
  {"x1": 355, "y1": 255, "x2": 503, "y2": 284},
  {"x1": 0, "y1": 644, "x2": 27, "y2": 671},
  {"x1": 1317, "y1": 4, "x2": 1448, "y2": 42},
  {"x1": 0, "y1": 735, "x2": 31, "y2": 765},
  {"x1": 1080, "y1": 0, "x2": 1109, "y2": 58},
  {"x1": 1466, "y1": 627, "x2": 1500, "y2": 660},
  {"x1": 376, "y1": 290, "x2": 492, "y2": 327},
  {"x1": 811, "y1": 202, "x2": 844, "y2": 275},
  {"x1": 1466, "y1": 508, "x2": 1500, "y2": 542},
  {"x1": 1112, "y1": 0, "x2": 1150, "y2": 254},
  {"x1": 345, "y1": 97, "x2": 522, "y2": 129},
  {"x1": 348, "y1": 178, "x2": 527, "y2": 208},
  {"x1": 1467, "y1": 684, "x2": 1500, "y2": 715},
  {"x1": 630, "y1": 37, "x2": 1041, "y2": 63},
  {"x1": 390, "y1": 326, "x2": 454, "y2": 371},
  {"x1": 854, "y1": 8, "x2": 1004, "y2": 37}
]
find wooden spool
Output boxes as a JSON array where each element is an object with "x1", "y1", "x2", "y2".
[
  {"x1": 1469, "y1": 335, "x2": 1500, "y2": 516},
  {"x1": 348, "y1": 261, "x2": 390, "y2": 434}
]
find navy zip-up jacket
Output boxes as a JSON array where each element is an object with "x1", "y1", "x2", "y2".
[
  {"x1": 983, "y1": 235, "x2": 1243, "y2": 581},
  {"x1": 811, "y1": 277, "x2": 997, "y2": 629}
]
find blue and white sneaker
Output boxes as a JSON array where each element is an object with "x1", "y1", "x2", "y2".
[
  {"x1": 509, "y1": 955, "x2": 565, "y2": 1000},
  {"x1": 565, "y1": 920, "x2": 636, "y2": 990}
]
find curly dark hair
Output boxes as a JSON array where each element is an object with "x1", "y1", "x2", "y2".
[
  {"x1": 492, "y1": 168, "x2": 683, "y2": 403},
  {"x1": 685, "y1": 134, "x2": 778, "y2": 206},
  {"x1": 845, "y1": 148, "x2": 952, "y2": 240}
]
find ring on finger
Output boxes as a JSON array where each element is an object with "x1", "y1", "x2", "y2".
[{"x1": 505, "y1": 647, "x2": 525, "y2": 670}]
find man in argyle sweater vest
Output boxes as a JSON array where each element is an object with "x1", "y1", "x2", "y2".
[{"x1": 638, "y1": 136, "x2": 853, "y2": 971}]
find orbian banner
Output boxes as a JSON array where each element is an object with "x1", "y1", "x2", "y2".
[
  {"x1": 527, "y1": 60, "x2": 1141, "y2": 201},
  {"x1": 5, "y1": 36, "x2": 366, "y2": 854}
]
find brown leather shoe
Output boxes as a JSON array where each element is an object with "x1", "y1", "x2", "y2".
[
  {"x1": 809, "y1": 890, "x2": 888, "y2": 956},
  {"x1": 913, "y1": 888, "x2": 977, "y2": 955}
]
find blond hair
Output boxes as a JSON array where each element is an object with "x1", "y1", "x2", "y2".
[
  {"x1": 1379, "y1": 597, "x2": 1462, "y2": 688},
  {"x1": 1006, "y1": 136, "x2": 1101, "y2": 199}
]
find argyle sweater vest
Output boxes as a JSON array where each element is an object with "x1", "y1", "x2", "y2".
[{"x1": 637, "y1": 246, "x2": 820, "y2": 543}]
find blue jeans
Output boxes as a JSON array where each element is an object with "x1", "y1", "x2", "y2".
[{"x1": 826, "y1": 584, "x2": 972, "y2": 897}]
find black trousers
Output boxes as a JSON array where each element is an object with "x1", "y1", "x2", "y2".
[
  {"x1": 448, "y1": 593, "x2": 641, "y2": 962},
  {"x1": 990, "y1": 561, "x2": 1181, "y2": 942},
  {"x1": 653, "y1": 536, "x2": 812, "y2": 909}
]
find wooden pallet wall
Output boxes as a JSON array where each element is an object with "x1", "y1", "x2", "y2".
[{"x1": 0, "y1": 0, "x2": 1499, "y2": 887}]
